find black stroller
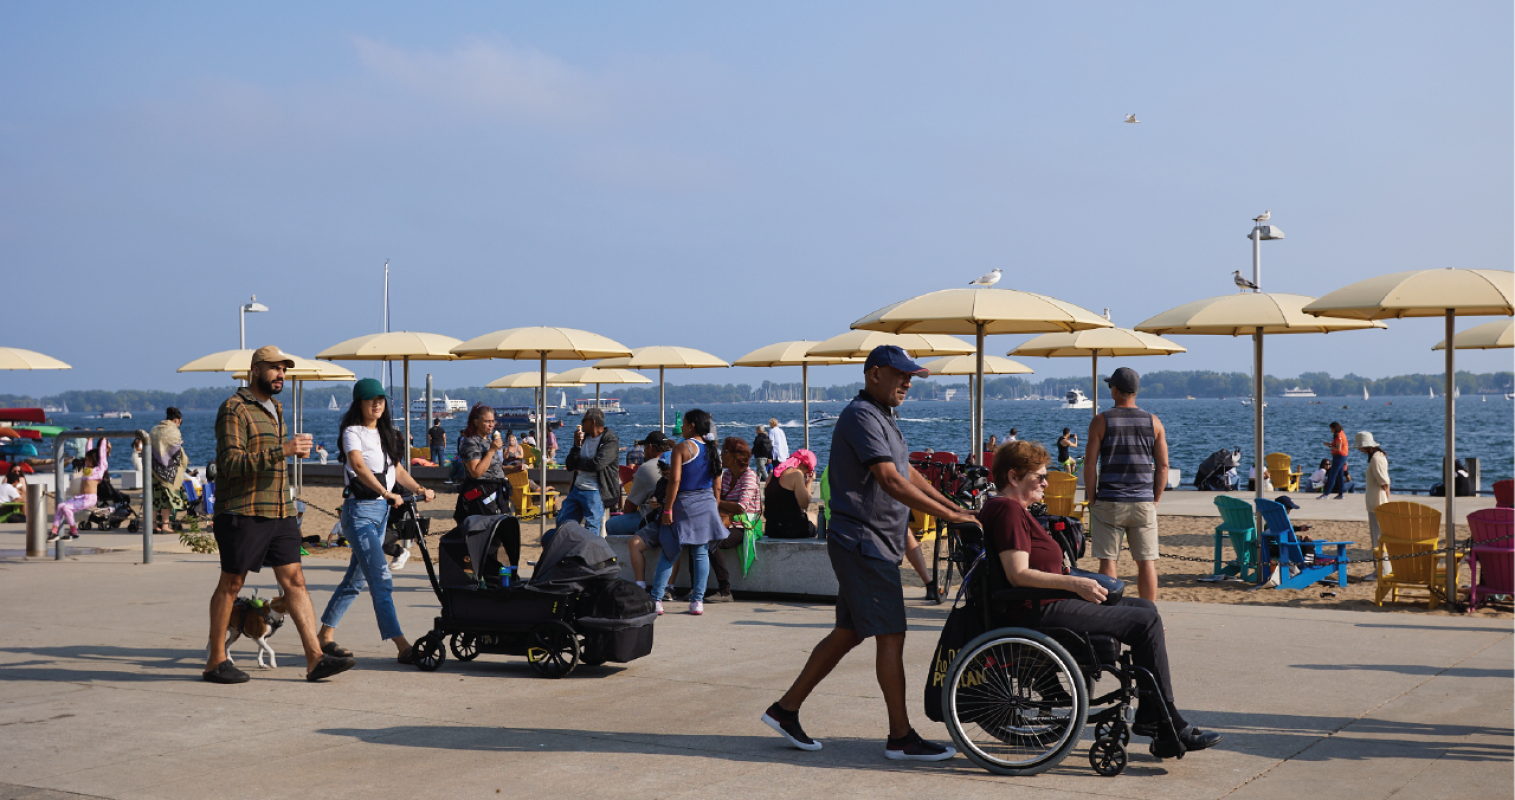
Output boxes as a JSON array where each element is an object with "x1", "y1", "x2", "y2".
[
  {"x1": 79, "y1": 473, "x2": 140, "y2": 532},
  {"x1": 1192, "y1": 448, "x2": 1239, "y2": 491},
  {"x1": 409, "y1": 515, "x2": 656, "y2": 678}
]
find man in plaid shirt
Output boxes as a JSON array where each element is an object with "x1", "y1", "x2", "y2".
[{"x1": 201, "y1": 346, "x2": 356, "y2": 684}]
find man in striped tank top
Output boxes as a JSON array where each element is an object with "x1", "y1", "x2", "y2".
[{"x1": 1084, "y1": 367, "x2": 1169, "y2": 601}]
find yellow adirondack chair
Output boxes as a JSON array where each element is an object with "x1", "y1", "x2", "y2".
[
  {"x1": 1045, "y1": 472, "x2": 1086, "y2": 522},
  {"x1": 1373, "y1": 501, "x2": 1462, "y2": 610},
  {"x1": 508, "y1": 470, "x2": 558, "y2": 519},
  {"x1": 1264, "y1": 453, "x2": 1302, "y2": 492}
]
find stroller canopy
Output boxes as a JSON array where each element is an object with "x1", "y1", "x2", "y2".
[
  {"x1": 1194, "y1": 448, "x2": 1238, "y2": 491},
  {"x1": 439, "y1": 514, "x2": 519, "y2": 589},
  {"x1": 528, "y1": 522, "x2": 619, "y2": 595}
]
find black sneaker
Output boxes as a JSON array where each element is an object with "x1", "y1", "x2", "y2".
[
  {"x1": 705, "y1": 591, "x2": 735, "y2": 603},
  {"x1": 924, "y1": 579, "x2": 941, "y2": 603},
  {"x1": 884, "y1": 728, "x2": 956, "y2": 761},
  {"x1": 202, "y1": 659, "x2": 250, "y2": 684},
  {"x1": 1149, "y1": 725, "x2": 1223, "y2": 759},
  {"x1": 761, "y1": 702, "x2": 822, "y2": 751}
]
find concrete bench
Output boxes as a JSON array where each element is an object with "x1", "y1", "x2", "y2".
[{"x1": 605, "y1": 534, "x2": 838, "y2": 599}]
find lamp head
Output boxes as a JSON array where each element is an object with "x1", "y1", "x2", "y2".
[{"x1": 242, "y1": 295, "x2": 270, "y2": 313}]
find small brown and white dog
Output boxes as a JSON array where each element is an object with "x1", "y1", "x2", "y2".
[{"x1": 215, "y1": 594, "x2": 289, "y2": 669}]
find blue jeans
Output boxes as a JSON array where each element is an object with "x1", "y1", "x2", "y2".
[
  {"x1": 557, "y1": 484, "x2": 603, "y2": 533},
  {"x1": 652, "y1": 544, "x2": 709, "y2": 604},
  {"x1": 605, "y1": 512, "x2": 644, "y2": 537},
  {"x1": 1321, "y1": 454, "x2": 1348, "y2": 496},
  {"x1": 320, "y1": 498, "x2": 403, "y2": 641}
]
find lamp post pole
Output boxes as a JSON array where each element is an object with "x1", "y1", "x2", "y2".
[{"x1": 239, "y1": 296, "x2": 269, "y2": 386}]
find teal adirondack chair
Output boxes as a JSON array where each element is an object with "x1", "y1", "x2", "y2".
[{"x1": 1213, "y1": 496, "x2": 1260, "y2": 582}]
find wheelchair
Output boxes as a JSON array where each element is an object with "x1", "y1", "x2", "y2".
[{"x1": 936, "y1": 522, "x2": 1186, "y2": 777}]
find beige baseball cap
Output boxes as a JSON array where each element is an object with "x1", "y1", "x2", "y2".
[{"x1": 250, "y1": 345, "x2": 296, "y2": 368}]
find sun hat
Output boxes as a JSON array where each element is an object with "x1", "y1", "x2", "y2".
[
  {"x1": 1353, "y1": 431, "x2": 1378, "y2": 449},
  {"x1": 772, "y1": 449, "x2": 817, "y2": 478},
  {"x1": 352, "y1": 378, "x2": 387, "y2": 402}
]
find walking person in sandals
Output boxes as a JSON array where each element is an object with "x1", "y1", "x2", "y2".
[
  {"x1": 761, "y1": 345, "x2": 977, "y2": 761},
  {"x1": 201, "y1": 346, "x2": 356, "y2": 684}
]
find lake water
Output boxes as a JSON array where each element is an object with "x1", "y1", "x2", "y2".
[{"x1": 66, "y1": 392, "x2": 1511, "y2": 492}]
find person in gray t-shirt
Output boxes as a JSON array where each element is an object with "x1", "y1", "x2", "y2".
[{"x1": 761, "y1": 345, "x2": 975, "y2": 761}]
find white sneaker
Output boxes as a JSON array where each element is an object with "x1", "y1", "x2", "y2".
[
  {"x1": 689, "y1": 601, "x2": 704, "y2": 615},
  {"x1": 654, "y1": 600, "x2": 664, "y2": 616},
  {"x1": 392, "y1": 548, "x2": 411, "y2": 570}
]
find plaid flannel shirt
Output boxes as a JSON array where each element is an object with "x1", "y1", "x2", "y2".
[{"x1": 215, "y1": 388, "x2": 289, "y2": 519}]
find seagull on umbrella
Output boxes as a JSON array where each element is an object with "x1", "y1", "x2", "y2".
[
  {"x1": 969, "y1": 269, "x2": 1002, "y2": 287},
  {"x1": 1124, "y1": 114, "x2": 1140, "y2": 123},
  {"x1": 1233, "y1": 270, "x2": 1259, "y2": 291}
]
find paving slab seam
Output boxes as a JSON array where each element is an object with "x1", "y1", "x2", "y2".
[{"x1": 1215, "y1": 635, "x2": 1514, "y2": 799}]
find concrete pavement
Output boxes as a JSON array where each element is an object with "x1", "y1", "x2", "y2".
[{"x1": 0, "y1": 540, "x2": 1510, "y2": 800}]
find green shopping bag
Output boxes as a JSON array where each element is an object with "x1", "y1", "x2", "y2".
[{"x1": 736, "y1": 512, "x2": 764, "y2": 576}]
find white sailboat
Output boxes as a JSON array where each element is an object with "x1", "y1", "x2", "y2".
[
  {"x1": 1363, "y1": 385, "x2": 1369, "y2": 401},
  {"x1": 1428, "y1": 387, "x2": 1435, "y2": 398},
  {"x1": 328, "y1": 395, "x2": 339, "y2": 410}
]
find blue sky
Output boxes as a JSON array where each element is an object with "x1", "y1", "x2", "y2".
[{"x1": 2, "y1": 2, "x2": 1510, "y2": 395}]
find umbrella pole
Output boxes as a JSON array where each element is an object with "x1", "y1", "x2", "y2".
[
  {"x1": 803, "y1": 364, "x2": 810, "y2": 454},
  {"x1": 596, "y1": 383, "x2": 601, "y2": 410},
  {"x1": 1091, "y1": 354, "x2": 1099, "y2": 424},
  {"x1": 975, "y1": 323, "x2": 985, "y2": 466},
  {"x1": 659, "y1": 367, "x2": 667, "y2": 434},
  {"x1": 967, "y1": 375, "x2": 974, "y2": 456},
  {"x1": 1253, "y1": 328, "x2": 1265, "y2": 584},
  {"x1": 1444, "y1": 310, "x2": 1457, "y2": 605},
  {"x1": 540, "y1": 355, "x2": 549, "y2": 542},
  {"x1": 403, "y1": 358, "x2": 411, "y2": 463}
]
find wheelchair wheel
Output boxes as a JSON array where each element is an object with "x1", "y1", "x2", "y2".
[
  {"x1": 943, "y1": 628, "x2": 1086, "y2": 776},
  {"x1": 449, "y1": 633, "x2": 480, "y2": 661},
  {"x1": 527, "y1": 621, "x2": 579, "y2": 679},
  {"x1": 1093, "y1": 717, "x2": 1130, "y2": 747},
  {"x1": 1088, "y1": 738, "x2": 1127, "y2": 776}
]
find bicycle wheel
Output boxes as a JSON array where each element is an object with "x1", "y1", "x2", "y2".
[{"x1": 943, "y1": 628, "x2": 1086, "y2": 776}]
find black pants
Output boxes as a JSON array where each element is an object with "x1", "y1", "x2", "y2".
[
  {"x1": 707, "y1": 526, "x2": 743, "y2": 592},
  {"x1": 1032, "y1": 597, "x2": 1182, "y2": 725}
]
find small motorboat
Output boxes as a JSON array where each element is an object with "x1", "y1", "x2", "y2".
[
  {"x1": 807, "y1": 410, "x2": 839, "y2": 427},
  {"x1": 1064, "y1": 389, "x2": 1093, "y2": 410}
]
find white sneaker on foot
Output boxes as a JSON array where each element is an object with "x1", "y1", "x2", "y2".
[
  {"x1": 654, "y1": 600, "x2": 664, "y2": 616},
  {"x1": 392, "y1": 548, "x2": 411, "y2": 570},
  {"x1": 689, "y1": 601, "x2": 704, "y2": 615}
]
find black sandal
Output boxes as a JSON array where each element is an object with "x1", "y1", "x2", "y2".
[
  {"x1": 306, "y1": 654, "x2": 356, "y2": 682},
  {"x1": 202, "y1": 659, "x2": 250, "y2": 684},
  {"x1": 396, "y1": 646, "x2": 420, "y2": 665},
  {"x1": 321, "y1": 641, "x2": 353, "y2": 659}
]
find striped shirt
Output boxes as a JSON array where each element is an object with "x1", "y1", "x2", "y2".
[
  {"x1": 215, "y1": 388, "x2": 290, "y2": 519},
  {"x1": 721, "y1": 468, "x2": 762, "y2": 516},
  {"x1": 1095, "y1": 407, "x2": 1156, "y2": 502}
]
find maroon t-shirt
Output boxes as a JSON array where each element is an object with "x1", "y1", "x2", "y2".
[{"x1": 978, "y1": 496, "x2": 1068, "y2": 616}]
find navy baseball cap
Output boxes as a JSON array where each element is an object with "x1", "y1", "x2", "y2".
[
  {"x1": 1104, "y1": 366, "x2": 1140, "y2": 394},
  {"x1": 864, "y1": 345, "x2": 929, "y2": 376}
]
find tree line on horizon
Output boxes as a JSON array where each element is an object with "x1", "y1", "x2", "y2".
[{"x1": 3, "y1": 370, "x2": 1510, "y2": 413}]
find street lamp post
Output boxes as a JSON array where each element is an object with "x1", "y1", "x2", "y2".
[
  {"x1": 239, "y1": 295, "x2": 270, "y2": 349},
  {"x1": 1248, "y1": 218, "x2": 1283, "y2": 577}
]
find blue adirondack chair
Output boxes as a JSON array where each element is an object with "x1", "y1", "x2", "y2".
[
  {"x1": 1255, "y1": 498, "x2": 1351, "y2": 589},
  {"x1": 1212, "y1": 496, "x2": 1260, "y2": 582}
]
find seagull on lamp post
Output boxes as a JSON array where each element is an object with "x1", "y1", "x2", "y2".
[
  {"x1": 1253, "y1": 209, "x2": 1271, "y2": 224},
  {"x1": 1124, "y1": 114, "x2": 1140, "y2": 123},
  {"x1": 1233, "y1": 270, "x2": 1259, "y2": 291},
  {"x1": 969, "y1": 268, "x2": 1002, "y2": 287}
]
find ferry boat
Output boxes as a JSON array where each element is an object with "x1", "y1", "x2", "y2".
[
  {"x1": 1064, "y1": 389, "x2": 1093, "y2": 409},
  {"x1": 411, "y1": 395, "x2": 468, "y2": 419},
  {"x1": 565, "y1": 398, "x2": 627, "y2": 416},
  {"x1": 493, "y1": 405, "x2": 560, "y2": 429},
  {"x1": 1282, "y1": 386, "x2": 1316, "y2": 398},
  {"x1": 42, "y1": 401, "x2": 69, "y2": 414}
]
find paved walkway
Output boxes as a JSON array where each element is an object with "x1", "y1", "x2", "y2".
[{"x1": 0, "y1": 540, "x2": 1510, "y2": 800}]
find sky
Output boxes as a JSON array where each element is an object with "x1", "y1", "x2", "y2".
[{"x1": 2, "y1": 2, "x2": 1511, "y2": 396}]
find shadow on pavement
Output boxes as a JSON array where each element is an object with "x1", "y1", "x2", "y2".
[
  {"x1": 1193, "y1": 709, "x2": 1512, "y2": 763},
  {"x1": 1291, "y1": 662, "x2": 1513, "y2": 679}
]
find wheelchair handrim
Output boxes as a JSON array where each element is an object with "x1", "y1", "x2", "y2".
[{"x1": 945, "y1": 633, "x2": 1085, "y2": 769}]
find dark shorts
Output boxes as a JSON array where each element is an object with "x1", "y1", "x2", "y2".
[
  {"x1": 213, "y1": 514, "x2": 302, "y2": 575},
  {"x1": 828, "y1": 539, "x2": 906, "y2": 639}
]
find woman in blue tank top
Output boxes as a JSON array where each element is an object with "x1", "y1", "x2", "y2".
[{"x1": 651, "y1": 409, "x2": 725, "y2": 615}]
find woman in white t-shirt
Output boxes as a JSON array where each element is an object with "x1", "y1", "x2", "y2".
[{"x1": 317, "y1": 379, "x2": 435, "y2": 664}]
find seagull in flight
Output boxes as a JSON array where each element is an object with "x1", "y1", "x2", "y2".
[
  {"x1": 969, "y1": 268, "x2": 1002, "y2": 287},
  {"x1": 1233, "y1": 270, "x2": 1259, "y2": 291},
  {"x1": 1254, "y1": 209, "x2": 1271, "y2": 224},
  {"x1": 1124, "y1": 114, "x2": 1140, "y2": 124}
]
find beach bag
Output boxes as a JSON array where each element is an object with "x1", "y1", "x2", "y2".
[
  {"x1": 924, "y1": 599, "x2": 987, "y2": 722},
  {"x1": 735, "y1": 512, "x2": 764, "y2": 576}
]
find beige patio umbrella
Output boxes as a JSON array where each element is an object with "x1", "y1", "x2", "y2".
[
  {"x1": 1010, "y1": 327, "x2": 1187, "y2": 422},
  {"x1": 452, "y1": 328, "x2": 633, "y2": 538},
  {"x1": 552, "y1": 366, "x2": 653, "y2": 417},
  {"x1": 316, "y1": 331, "x2": 465, "y2": 456},
  {"x1": 733, "y1": 341, "x2": 865, "y2": 453},
  {"x1": 853, "y1": 287, "x2": 1112, "y2": 465},
  {"x1": 1138, "y1": 291, "x2": 1387, "y2": 584},
  {"x1": 485, "y1": 371, "x2": 586, "y2": 389},
  {"x1": 919, "y1": 355, "x2": 1035, "y2": 456},
  {"x1": 0, "y1": 347, "x2": 71, "y2": 370},
  {"x1": 1433, "y1": 319, "x2": 1514, "y2": 351},
  {"x1": 1304, "y1": 269, "x2": 1514, "y2": 604},
  {"x1": 594, "y1": 346, "x2": 729, "y2": 433}
]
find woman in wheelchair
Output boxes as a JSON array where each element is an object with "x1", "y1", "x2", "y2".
[{"x1": 981, "y1": 440, "x2": 1221, "y2": 758}]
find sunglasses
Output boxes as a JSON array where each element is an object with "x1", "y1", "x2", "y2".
[{"x1": 1031, "y1": 472, "x2": 1049, "y2": 484}]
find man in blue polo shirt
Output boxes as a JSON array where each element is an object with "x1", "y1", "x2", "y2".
[{"x1": 761, "y1": 345, "x2": 976, "y2": 762}]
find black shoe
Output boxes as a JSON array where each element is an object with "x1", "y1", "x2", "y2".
[
  {"x1": 202, "y1": 659, "x2": 250, "y2": 684},
  {"x1": 761, "y1": 702, "x2": 822, "y2": 751},
  {"x1": 1150, "y1": 725, "x2": 1222, "y2": 758},
  {"x1": 306, "y1": 654, "x2": 357, "y2": 682},
  {"x1": 396, "y1": 646, "x2": 420, "y2": 665},
  {"x1": 321, "y1": 641, "x2": 354, "y2": 659},
  {"x1": 705, "y1": 590, "x2": 735, "y2": 603},
  {"x1": 884, "y1": 728, "x2": 957, "y2": 761},
  {"x1": 924, "y1": 579, "x2": 941, "y2": 603}
]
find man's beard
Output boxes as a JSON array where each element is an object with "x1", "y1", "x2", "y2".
[{"x1": 255, "y1": 374, "x2": 283, "y2": 396}]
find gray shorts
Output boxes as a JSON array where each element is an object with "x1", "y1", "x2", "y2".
[
  {"x1": 1090, "y1": 500, "x2": 1159, "y2": 561},
  {"x1": 828, "y1": 540, "x2": 907, "y2": 639}
]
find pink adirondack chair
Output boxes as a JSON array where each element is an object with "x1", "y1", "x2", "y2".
[{"x1": 1466, "y1": 508, "x2": 1514, "y2": 612}]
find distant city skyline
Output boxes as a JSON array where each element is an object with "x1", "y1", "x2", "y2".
[{"x1": 2, "y1": 3, "x2": 1510, "y2": 395}]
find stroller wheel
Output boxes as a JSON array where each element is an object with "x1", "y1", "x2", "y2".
[
  {"x1": 449, "y1": 633, "x2": 480, "y2": 662},
  {"x1": 412, "y1": 633, "x2": 446, "y2": 672},
  {"x1": 527, "y1": 621, "x2": 579, "y2": 679},
  {"x1": 79, "y1": 520, "x2": 92, "y2": 531},
  {"x1": 127, "y1": 521, "x2": 139, "y2": 533}
]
